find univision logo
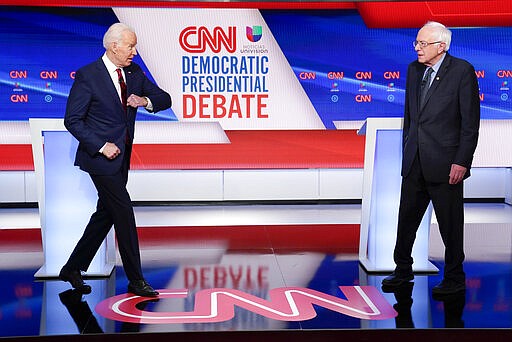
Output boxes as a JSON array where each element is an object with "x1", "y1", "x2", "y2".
[{"x1": 246, "y1": 26, "x2": 262, "y2": 42}]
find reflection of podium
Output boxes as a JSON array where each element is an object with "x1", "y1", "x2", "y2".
[
  {"x1": 358, "y1": 118, "x2": 438, "y2": 273},
  {"x1": 30, "y1": 119, "x2": 115, "y2": 278}
]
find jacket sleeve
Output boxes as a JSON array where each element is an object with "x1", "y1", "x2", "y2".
[
  {"x1": 64, "y1": 70, "x2": 106, "y2": 156},
  {"x1": 454, "y1": 63, "x2": 480, "y2": 168},
  {"x1": 137, "y1": 67, "x2": 172, "y2": 113},
  {"x1": 402, "y1": 64, "x2": 414, "y2": 150}
]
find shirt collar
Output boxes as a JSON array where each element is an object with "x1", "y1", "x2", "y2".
[
  {"x1": 430, "y1": 52, "x2": 446, "y2": 74},
  {"x1": 102, "y1": 53, "x2": 119, "y2": 74}
]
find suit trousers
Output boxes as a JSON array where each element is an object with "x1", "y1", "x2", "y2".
[
  {"x1": 63, "y1": 144, "x2": 143, "y2": 282},
  {"x1": 394, "y1": 155, "x2": 465, "y2": 284}
]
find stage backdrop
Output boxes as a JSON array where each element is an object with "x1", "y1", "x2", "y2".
[{"x1": 1, "y1": 4, "x2": 511, "y2": 129}]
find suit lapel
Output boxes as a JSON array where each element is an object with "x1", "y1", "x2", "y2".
[
  {"x1": 124, "y1": 65, "x2": 134, "y2": 94},
  {"x1": 414, "y1": 64, "x2": 424, "y2": 113},
  {"x1": 95, "y1": 59, "x2": 126, "y2": 114}
]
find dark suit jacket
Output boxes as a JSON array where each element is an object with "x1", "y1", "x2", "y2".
[
  {"x1": 64, "y1": 58, "x2": 172, "y2": 175},
  {"x1": 401, "y1": 53, "x2": 480, "y2": 183}
]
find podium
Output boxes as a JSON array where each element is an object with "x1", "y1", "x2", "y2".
[
  {"x1": 30, "y1": 119, "x2": 115, "y2": 278},
  {"x1": 358, "y1": 118, "x2": 438, "y2": 273}
]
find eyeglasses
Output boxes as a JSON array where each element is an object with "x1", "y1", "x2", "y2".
[{"x1": 413, "y1": 40, "x2": 442, "y2": 48}]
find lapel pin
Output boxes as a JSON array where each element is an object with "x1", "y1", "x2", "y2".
[{"x1": 436, "y1": 76, "x2": 440, "y2": 80}]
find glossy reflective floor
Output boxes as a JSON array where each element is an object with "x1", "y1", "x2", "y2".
[{"x1": 0, "y1": 203, "x2": 511, "y2": 340}]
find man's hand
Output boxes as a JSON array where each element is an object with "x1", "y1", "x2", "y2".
[
  {"x1": 102, "y1": 142, "x2": 121, "y2": 160},
  {"x1": 127, "y1": 94, "x2": 148, "y2": 108},
  {"x1": 449, "y1": 164, "x2": 467, "y2": 185}
]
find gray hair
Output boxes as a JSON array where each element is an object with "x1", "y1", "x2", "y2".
[
  {"x1": 103, "y1": 22, "x2": 135, "y2": 49},
  {"x1": 422, "y1": 21, "x2": 452, "y2": 51}
]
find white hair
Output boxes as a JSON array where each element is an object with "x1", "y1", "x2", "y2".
[
  {"x1": 103, "y1": 22, "x2": 135, "y2": 49},
  {"x1": 422, "y1": 21, "x2": 452, "y2": 51}
]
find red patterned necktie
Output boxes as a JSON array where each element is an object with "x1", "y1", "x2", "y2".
[{"x1": 115, "y1": 68, "x2": 127, "y2": 110}]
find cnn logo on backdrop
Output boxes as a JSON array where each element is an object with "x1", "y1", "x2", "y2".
[{"x1": 179, "y1": 26, "x2": 236, "y2": 53}]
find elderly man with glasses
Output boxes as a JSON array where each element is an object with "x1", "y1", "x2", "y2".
[{"x1": 382, "y1": 21, "x2": 480, "y2": 296}]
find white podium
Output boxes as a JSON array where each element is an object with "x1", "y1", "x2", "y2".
[
  {"x1": 358, "y1": 118, "x2": 438, "y2": 273},
  {"x1": 30, "y1": 119, "x2": 115, "y2": 278}
]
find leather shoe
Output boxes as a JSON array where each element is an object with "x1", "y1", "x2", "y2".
[
  {"x1": 59, "y1": 268, "x2": 92, "y2": 294},
  {"x1": 381, "y1": 272, "x2": 414, "y2": 288},
  {"x1": 128, "y1": 280, "x2": 159, "y2": 297},
  {"x1": 432, "y1": 280, "x2": 465, "y2": 296}
]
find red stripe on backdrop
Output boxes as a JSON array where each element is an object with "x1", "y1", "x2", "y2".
[
  {"x1": 0, "y1": 130, "x2": 365, "y2": 171},
  {"x1": 0, "y1": 1, "x2": 357, "y2": 9},
  {"x1": 1, "y1": 0, "x2": 510, "y2": 18},
  {"x1": 357, "y1": 1, "x2": 512, "y2": 28},
  {"x1": 0, "y1": 144, "x2": 33, "y2": 171},
  {"x1": 131, "y1": 130, "x2": 365, "y2": 170}
]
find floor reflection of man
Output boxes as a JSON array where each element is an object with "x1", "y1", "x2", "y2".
[
  {"x1": 433, "y1": 291, "x2": 466, "y2": 328},
  {"x1": 59, "y1": 289, "x2": 159, "y2": 333},
  {"x1": 383, "y1": 282, "x2": 415, "y2": 328},
  {"x1": 59, "y1": 289, "x2": 103, "y2": 334},
  {"x1": 382, "y1": 282, "x2": 466, "y2": 328}
]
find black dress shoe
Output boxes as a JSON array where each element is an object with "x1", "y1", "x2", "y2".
[
  {"x1": 381, "y1": 272, "x2": 414, "y2": 288},
  {"x1": 432, "y1": 279, "x2": 465, "y2": 296},
  {"x1": 59, "y1": 268, "x2": 92, "y2": 294},
  {"x1": 128, "y1": 280, "x2": 159, "y2": 297}
]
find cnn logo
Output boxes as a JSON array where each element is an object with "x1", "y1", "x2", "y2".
[{"x1": 179, "y1": 26, "x2": 236, "y2": 53}]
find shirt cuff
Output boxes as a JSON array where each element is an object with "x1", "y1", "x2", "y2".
[
  {"x1": 99, "y1": 142, "x2": 107, "y2": 154},
  {"x1": 144, "y1": 97, "x2": 154, "y2": 112}
]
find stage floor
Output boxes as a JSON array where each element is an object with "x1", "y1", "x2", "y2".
[{"x1": 0, "y1": 203, "x2": 511, "y2": 340}]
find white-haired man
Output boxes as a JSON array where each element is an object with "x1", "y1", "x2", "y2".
[
  {"x1": 59, "y1": 22, "x2": 171, "y2": 297},
  {"x1": 382, "y1": 21, "x2": 480, "y2": 296}
]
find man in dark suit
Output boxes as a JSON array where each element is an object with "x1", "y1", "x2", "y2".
[
  {"x1": 59, "y1": 22, "x2": 172, "y2": 297},
  {"x1": 382, "y1": 21, "x2": 480, "y2": 295}
]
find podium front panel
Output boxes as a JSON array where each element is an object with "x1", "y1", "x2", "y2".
[
  {"x1": 359, "y1": 118, "x2": 438, "y2": 273},
  {"x1": 31, "y1": 119, "x2": 115, "y2": 278}
]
